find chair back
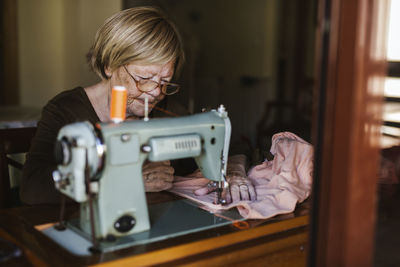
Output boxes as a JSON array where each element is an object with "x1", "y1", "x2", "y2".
[{"x1": 0, "y1": 127, "x2": 37, "y2": 208}]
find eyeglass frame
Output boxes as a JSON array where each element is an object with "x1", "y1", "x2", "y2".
[{"x1": 123, "y1": 65, "x2": 180, "y2": 95}]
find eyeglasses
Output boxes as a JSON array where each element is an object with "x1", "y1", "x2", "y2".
[{"x1": 123, "y1": 66, "x2": 180, "y2": 95}]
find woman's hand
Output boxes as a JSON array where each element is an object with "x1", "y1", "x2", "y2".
[
  {"x1": 194, "y1": 154, "x2": 256, "y2": 203},
  {"x1": 224, "y1": 172, "x2": 256, "y2": 203},
  {"x1": 142, "y1": 160, "x2": 174, "y2": 192}
]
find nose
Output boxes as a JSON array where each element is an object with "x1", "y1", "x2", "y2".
[{"x1": 145, "y1": 84, "x2": 161, "y2": 98}]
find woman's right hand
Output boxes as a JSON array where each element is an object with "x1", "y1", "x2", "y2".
[{"x1": 142, "y1": 160, "x2": 175, "y2": 192}]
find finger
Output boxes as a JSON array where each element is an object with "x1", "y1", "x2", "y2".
[
  {"x1": 254, "y1": 163, "x2": 268, "y2": 171},
  {"x1": 194, "y1": 186, "x2": 211, "y2": 196},
  {"x1": 187, "y1": 169, "x2": 204, "y2": 178},
  {"x1": 160, "y1": 160, "x2": 171, "y2": 166},
  {"x1": 151, "y1": 160, "x2": 171, "y2": 166},
  {"x1": 194, "y1": 181, "x2": 218, "y2": 196},
  {"x1": 143, "y1": 160, "x2": 171, "y2": 170},
  {"x1": 248, "y1": 184, "x2": 257, "y2": 201},
  {"x1": 143, "y1": 165, "x2": 175, "y2": 175},
  {"x1": 143, "y1": 163, "x2": 174, "y2": 172},
  {"x1": 144, "y1": 180, "x2": 172, "y2": 192},
  {"x1": 239, "y1": 184, "x2": 250, "y2": 201},
  {"x1": 143, "y1": 172, "x2": 172, "y2": 183},
  {"x1": 148, "y1": 172, "x2": 174, "y2": 182},
  {"x1": 230, "y1": 184, "x2": 241, "y2": 203}
]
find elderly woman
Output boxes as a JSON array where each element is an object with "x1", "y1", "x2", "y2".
[{"x1": 20, "y1": 7, "x2": 255, "y2": 205}]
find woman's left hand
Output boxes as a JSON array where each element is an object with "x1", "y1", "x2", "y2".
[
  {"x1": 142, "y1": 160, "x2": 174, "y2": 192},
  {"x1": 224, "y1": 172, "x2": 256, "y2": 203},
  {"x1": 194, "y1": 154, "x2": 256, "y2": 203}
]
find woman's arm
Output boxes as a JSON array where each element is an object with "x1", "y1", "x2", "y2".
[{"x1": 20, "y1": 101, "x2": 67, "y2": 205}]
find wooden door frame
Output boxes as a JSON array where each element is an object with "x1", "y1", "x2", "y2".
[{"x1": 310, "y1": 0, "x2": 389, "y2": 266}]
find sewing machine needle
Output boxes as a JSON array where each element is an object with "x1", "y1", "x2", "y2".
[
  {"x1": 144, "y1": 96, "x2": 149, "y2": 121},
  {"x1": 217, "y1": 181, "x2": 227, "y2": 205}
]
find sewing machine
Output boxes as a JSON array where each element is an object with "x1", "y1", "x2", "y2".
[{"x1": 49, "y1": 105, "x2": 237, "y2": 253}]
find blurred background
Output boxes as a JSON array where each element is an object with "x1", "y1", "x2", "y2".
[{"x1": 0, "y1": 0, "x2": 317, "y2": 160}]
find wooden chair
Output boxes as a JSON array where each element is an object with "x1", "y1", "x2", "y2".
[{"x1": 0, "y1": 127, "x2": 37, "y2": 209}]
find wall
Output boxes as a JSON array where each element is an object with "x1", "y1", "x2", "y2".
[
  {"x1": 17, "y1": 0, "x2": 315, "y2": 150},
  {"x1": 172, "y1": 0, "x2": 279, "y2": 146},
  {"x1": 17, "y1": 0, "x2": 122, "y2": 108},
  {"x1": 125, "y1": 0, "x2": 280, "y2": 146}
]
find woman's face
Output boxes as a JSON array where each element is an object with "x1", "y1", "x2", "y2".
[{"x1": 107, "y1": 61, "x2": 174, "y2": 118}]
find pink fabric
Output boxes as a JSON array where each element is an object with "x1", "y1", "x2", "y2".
[{"x1": 169, "y1": 132, "x2": 314, "y2": 219}]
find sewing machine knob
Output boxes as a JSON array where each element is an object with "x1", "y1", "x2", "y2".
[
  {"x1": 52, "y1": 170, "x2": 62, "y2": 183},
  {"x1": 141, "y1": 144, "x2": 152, "y2": 153},
  {"x1": 114, "y1": 215, "x2": 136, "y2": 233},
  {"x1": 120, "y1": 134, "x2": 131, "y2": 142},
  {"x1": 218, "y1": 198, "x2": 227, "y2": 205}
]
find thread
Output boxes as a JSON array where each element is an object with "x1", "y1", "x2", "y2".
[
  {"x1": 152, "y1": 105, "x2": 180, "y2": 117},
  {"x1": 110, "y1": 86, "x2": 127, "y2": 123},
  {"x1": 213, "y1": 213, "x2": 250, "y2": 230},
  {"x1": 144, "y1": 96, "x2": 149, "y2": 121}
]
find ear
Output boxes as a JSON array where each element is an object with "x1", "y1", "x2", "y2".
[{"x1": 104, "y1": 66, "x2": 113, "y2": 78}]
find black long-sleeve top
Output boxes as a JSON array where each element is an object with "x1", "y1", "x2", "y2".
[{"x1": 20, "y1": 87, "x2": 99, "y2": 204}]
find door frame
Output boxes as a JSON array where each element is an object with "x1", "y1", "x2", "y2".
[{"x1": 310, "y1": 0, "x2": 389, "y2": 266}]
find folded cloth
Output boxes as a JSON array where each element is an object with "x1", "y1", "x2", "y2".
[{"x1": 169, "y1": 132, "x2": 314, "y2": 219}]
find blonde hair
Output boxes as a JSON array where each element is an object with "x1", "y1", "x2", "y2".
[{"x1": 87, "y1": 7, "x2": 184, "y2": 80}]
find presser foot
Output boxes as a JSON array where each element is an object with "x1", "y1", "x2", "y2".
[
  {"x1": 215, "y1": 188, "x2": 227, "y2": 205},
  {"x1": 209, "y1": 181, "x2": 228, "y2": 205}
]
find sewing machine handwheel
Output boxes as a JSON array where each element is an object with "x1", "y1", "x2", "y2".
[
  {"x1": 114, "y1": 215, "x2": 136, "y2": 233},
  {"x1": 54, "y1": 138, "x2": 71, "y2": 165}
]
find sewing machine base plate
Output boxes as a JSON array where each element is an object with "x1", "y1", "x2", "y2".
[{"x1": 42, "y1": 199, "x2": 243, "y2": 255}]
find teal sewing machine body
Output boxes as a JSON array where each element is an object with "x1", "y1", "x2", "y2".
[{"x1": 52, "y1": 106, "x2": 231, "y2": 242}]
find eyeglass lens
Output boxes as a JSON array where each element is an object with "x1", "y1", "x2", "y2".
[{"x1": 137, "y1": 80, "x2": 179, "y2": 95}]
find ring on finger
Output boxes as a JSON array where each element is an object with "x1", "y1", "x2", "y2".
[
  {"x1": 208, "y1": 181, "x2": 217, "y2": 188},
  {"x1": 239, "y1": 184, "x2": 249, "y2": 191}
]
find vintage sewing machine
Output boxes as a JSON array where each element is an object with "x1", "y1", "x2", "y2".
[{"x1": 48, "y1": 105, "x2": 240, "y2": 254}]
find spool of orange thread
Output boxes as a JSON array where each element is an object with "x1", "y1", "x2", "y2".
[{"x1": 110, "y1": 86, "x2": 127, "y2": 123}]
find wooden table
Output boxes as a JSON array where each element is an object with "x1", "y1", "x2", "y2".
[{"x1": 0, "y1": 192, "x2": 309, "y2": 266}]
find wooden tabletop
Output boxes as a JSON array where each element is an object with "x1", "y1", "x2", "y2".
[{"x1": 0, "y1": 192, "x2": 310, "y2": 266}]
